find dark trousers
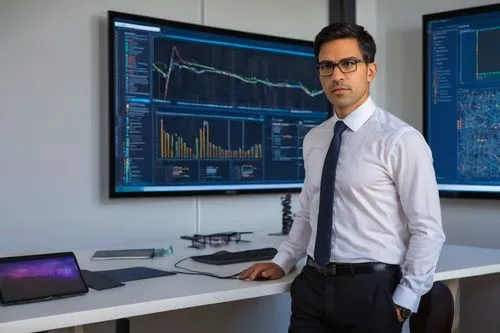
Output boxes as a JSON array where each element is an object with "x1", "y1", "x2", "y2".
[{"x1": 289, "y1": 264, "x2": 404, "y2": 333}]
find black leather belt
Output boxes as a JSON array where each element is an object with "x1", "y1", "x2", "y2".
[{"x1": 307, "y1": 256, "x2": 398, "y2": 276}]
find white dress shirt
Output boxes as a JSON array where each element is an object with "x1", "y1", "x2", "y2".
[{"x1": 272, "y1": 96, "x2": 445, "y2": 312}]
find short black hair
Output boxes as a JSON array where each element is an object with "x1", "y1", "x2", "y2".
[{"x1": 313, "y1": 22, "x2": 376, "y2": 63}]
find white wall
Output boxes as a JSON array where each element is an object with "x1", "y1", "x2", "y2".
[
  {"x1": 0, "y1": 0, "x2": 328, "y2": 332},
  {"x1": 357, "y1": 1, "x2": 500, "y2": 332}
]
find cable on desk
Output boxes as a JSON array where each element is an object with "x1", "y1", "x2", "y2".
[{"x1": 171, "y1": 257, "x2": 243, "y2": 279}]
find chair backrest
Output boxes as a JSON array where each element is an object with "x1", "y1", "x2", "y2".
[{"x1": 409, "y1": 281, "x2": 454, "y2": 333}]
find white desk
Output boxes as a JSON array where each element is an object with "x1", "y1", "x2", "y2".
[{"x1": 1, "y1": 234, "x2": 500, "y2": 333}]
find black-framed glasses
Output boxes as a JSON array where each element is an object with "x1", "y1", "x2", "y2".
[
  {"x1": 181, "y1": 231, "x2": 252, "y2": 249},
  {"x1": 315, "y1": 58, "x2": 366, "y2": 77}
]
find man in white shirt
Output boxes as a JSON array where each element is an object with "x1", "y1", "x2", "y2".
[{"x1": 240, "y1": 22, "x2": 445, "y2": 332}]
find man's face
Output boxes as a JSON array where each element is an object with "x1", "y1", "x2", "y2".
[{"x1": 317, "y1": 38, "x2": 377, "y2": 117}]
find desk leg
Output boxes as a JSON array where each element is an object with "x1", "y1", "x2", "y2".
[{"x1": 116, "y1": 318, "x2": 130, "y2": 333}]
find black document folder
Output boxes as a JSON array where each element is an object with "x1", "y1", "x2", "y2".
[{"x1": 95, "y1": 267, "x2": 176, "y2": 282}]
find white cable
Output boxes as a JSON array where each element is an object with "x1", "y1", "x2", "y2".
[
  {"x1": 195, "y1": 197, "x2": 202, "y2": 234},
  {"x1": 201, "y1": 0, "x2": 206, "y2": 25}
]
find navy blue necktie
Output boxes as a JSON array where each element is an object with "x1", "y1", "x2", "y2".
[{"x1": 314, "y1": 120, "x2": 348, "y2": 266}]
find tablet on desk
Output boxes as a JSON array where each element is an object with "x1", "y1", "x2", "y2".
[
  {"x1": 92, "y1": 249, "x2": 155, "y2": 260},
  {"x1": 0, "y1": 252, "x2": 89, "y2": 305}
]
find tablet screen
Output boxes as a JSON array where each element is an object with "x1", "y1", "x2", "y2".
[{"x1": 0, "y1": 252, "x2": 88, "y2": 305}]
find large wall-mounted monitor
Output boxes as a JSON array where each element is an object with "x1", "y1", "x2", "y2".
[
  {"x1": 108, "y1": 11, "x2": 329, "y2": 197},
  {"x1": 423, "y1": 4, "x2": 500, "y2": 199}
]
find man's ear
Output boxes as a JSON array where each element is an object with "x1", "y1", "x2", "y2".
[{"x1": 367, "y1": 62, "x2": 377, "y2": 82}]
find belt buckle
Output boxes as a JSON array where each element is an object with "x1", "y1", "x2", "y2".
[{"x1": 329, "y1": 263, "x2": 336, "y2": 276}]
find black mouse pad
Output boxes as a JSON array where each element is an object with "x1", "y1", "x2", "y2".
[
  {"x1": 81, "y1": 270, "x2": 124, "y2": 290},
  {"x1": 96, "y1": 267, "x2": 176, "y2": 282}
]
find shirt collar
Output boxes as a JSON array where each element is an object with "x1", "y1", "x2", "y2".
[{"x1": 332, "y1": 96, "x2": 376, "y2": 132}]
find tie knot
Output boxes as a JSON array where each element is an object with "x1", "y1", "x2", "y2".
[{"x1": 334, "y1": 121, "x2": 347, "y2": 136}]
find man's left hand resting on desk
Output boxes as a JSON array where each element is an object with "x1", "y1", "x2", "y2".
[{"x1": 239, "y1": 263, "x2": 285, "y2": 280}]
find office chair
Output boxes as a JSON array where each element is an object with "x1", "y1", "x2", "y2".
[{"x1": 409, "y1": 281, "x2": 454, "y2": 333}]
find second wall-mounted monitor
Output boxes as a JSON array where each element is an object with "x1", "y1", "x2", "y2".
[
  {"x1": 423, "y1": 4, "x2": 500, "y2": 199},
  {"x1": 109, "y1": 11, "x2": 329, "y2": 198}
]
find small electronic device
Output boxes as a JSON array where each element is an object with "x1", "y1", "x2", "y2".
[
  {"x1": 0, "y1": 252, "x2": 89, "y2": 305},
  {"x1": 92, "y1": 249, "x2": 155, "y2": 260}
]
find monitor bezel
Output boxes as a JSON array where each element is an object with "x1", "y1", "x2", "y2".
[
  {"x1": 422, "y1": 3, "x2": 500, "y2": 199},
  {"x1": 108, "y1": 10, "x2": 327, "y2": 198}
]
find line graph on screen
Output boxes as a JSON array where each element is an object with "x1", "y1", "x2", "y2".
[{"x1": 151, "y1": 37, "x2": 324, "y2": 110}]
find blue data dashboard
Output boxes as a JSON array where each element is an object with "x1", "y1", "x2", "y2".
[
  {"x1": 424, "y1": 4, "x2": 500, "y2": 198},
  {"x1": 108, "y1": 11, "x2": 329, "y2": 197}
]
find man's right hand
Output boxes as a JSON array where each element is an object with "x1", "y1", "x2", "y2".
[{"x1": 239, "y1": 263, "x2": 285, "y2": 280}]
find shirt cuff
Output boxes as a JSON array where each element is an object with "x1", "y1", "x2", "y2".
[
  {"x1": 392, "y1": 284, "x2": 421, "y2": 313},
  {"x1": 271, "y1": 251, "x2": 296, "y2": 274}
]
